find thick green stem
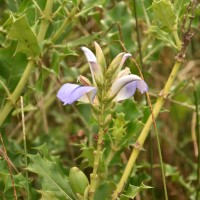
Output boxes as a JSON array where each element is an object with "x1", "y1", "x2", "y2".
[
  {"x1": 112, "y1": 61, "x2": 181, "y2": 199},
  {"x1": 0, "y1": 61, "x2": 34, "y2": 127},
  {"x1": 0, "y1": 1, "x2": 54, "y2": 128}
]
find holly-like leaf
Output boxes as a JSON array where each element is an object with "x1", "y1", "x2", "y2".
[
  {"x1": 8, "y1": 15, "x2": 40, "y2": 56},
  {"x1": 121, "y1": 183, "x2": 152, "y2": 199},
  {"x1": 152, "y1": 0, "x2": 177, "y2": 29},
  {"x1": 27, "y1": 154, "x2": 76, "y2": 200},
  {"x1": 149, "y1": 26, "x2": 177, "y2": 48},
  {"x1": 78, "y1": 146, "x2": 95, "y2": 167}
]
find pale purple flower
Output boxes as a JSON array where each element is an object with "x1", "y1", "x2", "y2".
[
  {"x1": 57, "y1": 83, "x2": 97, "y2": 105},
  {"x1": 110, "y1": 74, "x2": 148, "y2": 102}
]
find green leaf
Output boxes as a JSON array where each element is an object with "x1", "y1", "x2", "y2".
[
  {"x1": 77, "y1": 0, "x2": 105, "y2": 17},
  {"x1": 8, "y1": 15, "x2": 40, "y2": 56},
  {"x1": 152, "y1": 0, "x2": 177, "y2": 29},
  {"x1": 68, "y1": 33, "x2": 100, "y2": 47},
  {"x1": 121, "y1": 183, "x2": 152, "y2": 199},
  {"x1": 39, "y1": 190, "x2": 60, "y2": 200},
  {"x1": 12, "y1": 104, "x2": 37, "y2": 116},
  {"x1": 27, "y1": 154, "x2": 76, "y2": 200},
  {"x1": 78, "y1": 146, "x2": 95, "y2": 167},
  {"x1": 164, "y1": 164, "x2": 179, "y2": 177},
  {"x1": 149, "y1": 26, "x2": 176, "y2": 48},
  {"x1": 18, "y1": 0, "x2": 31, "y2": 12}
]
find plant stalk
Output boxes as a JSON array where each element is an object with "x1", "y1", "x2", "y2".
[
  {"x1": 0, "y1": 1, "x2": 54, "y2": 128},
  {"x1": 112, "y1": 61, "x2": 181, "y2": 199},
  {"x1": 89, "y1": 128, "x2": 104, "y2": 200}
]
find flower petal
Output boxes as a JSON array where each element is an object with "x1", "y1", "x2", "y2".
[
  {"x1": 110, "y1": 74, "x2": 142, "y2": 97},
  {"x1": 114, "y1": 80, "x2": 148, "y2": 102},
  {"x1": 81, "y1": 47, "x2": 97, "y2": 62},
  {"x1": 81, "y1": 46, "x2": 103, "y2": 83},
  {"x1": 73, "y1": 86, "x2": 97, "y2": 104},
  {"x1": 57, "y1": 83, "x2": 79, "y2": 104},
  {"x1": 119, "y1": 53, "x2": 132, "y2": 69},
  {"x1": 115, "y1": 81, "x2": 137, "y2": 101},
  {"x1": 57, "y1": 83, "x2": 97, "y2": 105},
  {"x1": 136, "y1": 80, "x2": 148, "y2": 94}
]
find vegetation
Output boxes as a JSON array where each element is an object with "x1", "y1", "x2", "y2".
[{"x1": 0, "y1": 0, "x2": 199, "y2": 199}]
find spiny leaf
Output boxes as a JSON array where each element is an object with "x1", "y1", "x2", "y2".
[
  {"x1": 8, "y1": 15, "x2": 40, "y2": 56},
  {"x1": 152, "y1": 0, "x2": 177, "y2": 29},
  {"x1": 149, "y1": 26, "x2": 176, "y2": 48},
  {"x1": 78, "y1": 146, "x2": 95, "y2": 167},
  {"x1": 121, "y1": 183, "x2": 152, "y2": 199},
  {"x1": 27, "y1": 154, "x2": 76, "y2": 200}
]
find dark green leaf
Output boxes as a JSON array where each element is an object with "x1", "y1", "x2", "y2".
[
  {"x1": 8, "y1": 15, "x2": 40, "y2": 56},
  {"x1": 27, "y1": 154, "x2": 76, "y2": 200}
]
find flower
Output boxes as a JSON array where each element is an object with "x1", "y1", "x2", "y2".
[
  {"x1": 110, "y1": 74, "x2": 148, "y2": 102},
  {"x1": 57, "y1": 43, "x2": 148, "y2": 105},
  {"x1": 57, "y1": 83, "x2": 97, "y2": 105}
]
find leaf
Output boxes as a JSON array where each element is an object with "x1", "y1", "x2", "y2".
[
  {"x1": 18, "y1": 0, "x2": 31, "y2": 12},
  {"x1": 50, "y1": 47, "x2": 78, "y2": 77},
  {"x1": 149, "y1": 26, "x2": 176, "y2": 48},
  {"x1": 12, "y1": 104, "x2": 37, "y2": 116},
  {"x1": 27, "y1": 154, "x2": 76, "y2": 200},
  {"x1": 94, "y1": 181, "x2": 115, "y2": 200},
  {"x1": 8, "y1": 15, "x2": 40, "y2": 56},
  {"x1": 152, "y1": 0, "x2": 177, "y2": 29},
  {"x1": 164, "y1": 164, "x2": 179, "y2": 177},
  {"x1": 39, "y1": 190, "x2": 60, "y2": 200},
  {"x1": 77, "y1": 0, "x2": 105, "y2": 17},
  {"x1": 50, "y1": 51, "x2": 60, "y2": 78},
  {"x1": 121, "y1": 183, "x2": 152, "y2": 199},
  {"x1": 78, "y1": 146, "x2": 95, "y2": 167},
  {"x1": 68, "y1": 33, "x2": 100, "y2": 47}
]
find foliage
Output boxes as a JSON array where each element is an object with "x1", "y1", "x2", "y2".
[{"x1": 0, "y1": 0, "x2": 199, "y2": 200}]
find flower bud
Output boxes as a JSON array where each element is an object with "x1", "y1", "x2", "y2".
[
  {"x1": 95, "y1": 42, "x2": 107, "y2": 71},
  {"x1": 77, "y1": 75, "x2": 92, "y2": 86},
  {"x1": 116, "y1": 67, "x2": 131, "y2": 79},
  {"x1": 69, "y1": 167, "x2": 89, "y2": 196},
  {"x1": 105, "y1": 114, "x2": 112, "y2": 126},
  {"x1": 107, "y1": 53, "x2": 132, "y2": 81}
]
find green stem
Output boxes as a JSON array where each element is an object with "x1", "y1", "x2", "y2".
[
  {"x1": 141, "y1": 0, "x2": 150, "y2": 27},
  {"x1": 89, "y1": 79, "x2": 109, "y2": 199},
  {"x1": 105, "y1": 147, "x2": 116, "y2": 167},
  {"x1": 20, "y1": 96, "x2": 30, "y2": 200},
  {"x1": 0, "y1": 1, "x2": 54, "y2": 128},
  {"x1": 89, "y1": 128, "x2": 104, "y2": 200},
  {"x1": 51, "y1": 0, "x2": 81, "y2": 43},
  {"x1": 194, "y1": 81, "x2": 200, "y2": 200},
  {"x1": 154, "y1": 125, "x2": 168, "y2": 200},
  {"x1": 173, "y1": 27, "x2": 182, "y2": 50},
  {"x1": 112, "y1": 61, "x2": 181, "y2": 199}
]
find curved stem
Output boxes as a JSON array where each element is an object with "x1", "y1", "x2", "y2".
[
  {"x1": 112, "y1": 61, "x2": 181, "y2": 199},
  {"x1": 0, "y1": 1, "x2": 54, "y2": 128}
]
